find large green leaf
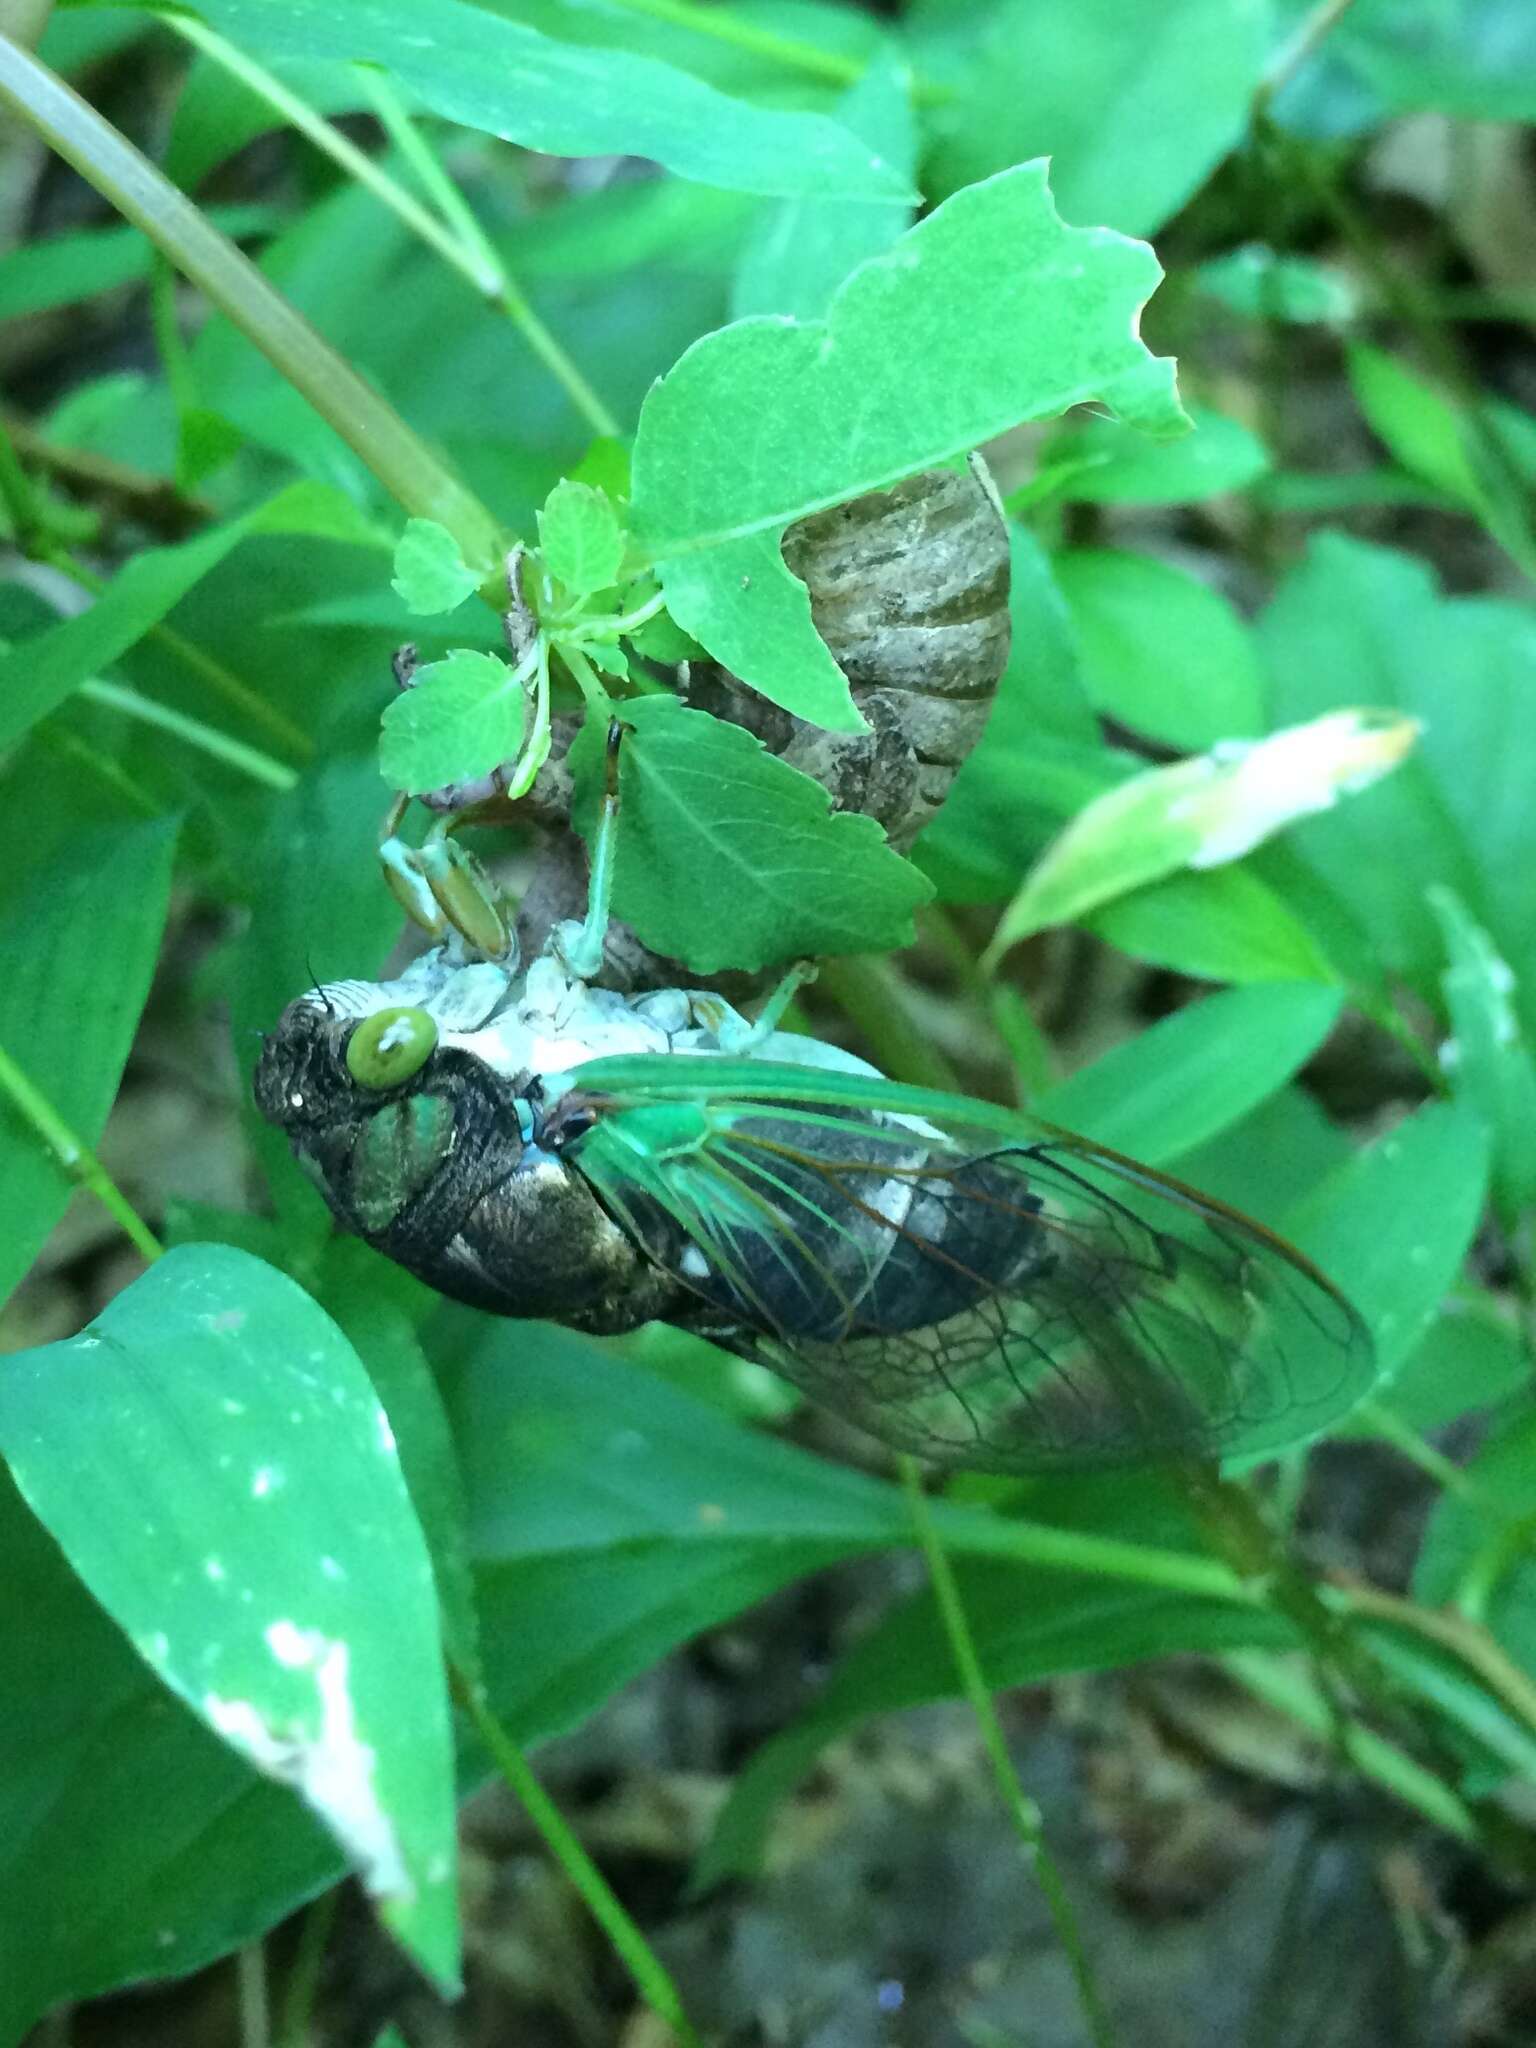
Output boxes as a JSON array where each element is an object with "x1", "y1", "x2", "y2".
[
  {"x1": 1053, "y1": 547, "x2": 1267, "y2": 750},
  {"x1": 920, "y1": 0, "x2": 1269, "y2": 233},
  {"x1": 0, "y1": 1246, "x2": 459, "y2": 1991},
  {"x1": 174, "y1": 0, "x2": 913, "y2": 201},
  {"x1": 1083, "y1": 864, "x2": 1338, "y2": 987},
  {"x1": 1037, "y1": 983, "x2": 1344, "y2": 1165},
  {"x1": 0, "y1": 1469, "x2": 341, "y2": 2043},
  {"x1": 0, "y1": 818, "x2": 178, "y2": 1308},
  {"x1": 569, "y1": 695, "x2": 931, "y2": 972},
  {"x1": 631, "y1": 162, "x2": 1183, "y2": 726},
  {"x1": 1259, "y1": 534, "x2": 1536, "y2": 1012},
  {"x1": 1430, "y1": 887, "x2": 1536, "y2": 1226}
]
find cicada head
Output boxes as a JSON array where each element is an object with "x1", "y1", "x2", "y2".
[{"x1": 254, "y1": 991, "x2": 687, "y2": 1333}]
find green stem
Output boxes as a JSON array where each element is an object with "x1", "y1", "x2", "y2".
[
  {"x1": 78, "y1": 679, "x2": 298, "y2": 792},
  {"x1": 277, "y1": 1888, "x2": 338, "y2": 2048},
  {"x1": 817, "y1": 953, "x2": 961, "y2": 1093},
  {"x1": 934, "y1": 1503, "x2": 1245, "y2": 1602},
  {"x1": 0, "y1": 415, "x2": 43, "y2": 544},
  {"x1": 1254, "y1": 0, "x2": 1362, "y2": 112},
  {"x1": 454, "y1": 1671, "x2": 704, "y2": 2048},
  {"x1": 236, "y1": 1944, "x2": 271, "y2": 2048},
  {"x1": 355, "y1": 68, "x2": 620, "y2": 440},
  {"x1": 1221, "y1": 1651, "x2": 1479, "y2": 1841},
  {"x1": 0, "y1": 1041, "x2": 164, "y2": 1262},
  {"x1": 901, "y1": 1459, "x2": 1118, "y2": 2048},
  {"x1": 607, "y1": 0, "x2": 866, "y2": 85},
  {"x1": 0, "y1": 31, "x2": 508, "y2": 574}
]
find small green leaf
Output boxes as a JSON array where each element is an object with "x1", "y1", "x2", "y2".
[
  {"x1": 1194, "y1": 246, "x2": 1358, "y2": 325},
  {"x1": 1038, "y1": 983, "x2": 1344, "y2": 1165},
  {"x1": 986, "y1": 710, "x2": 1420, "y2": 964},
  {"x1": 0, "y1": 1246, "x2": 460, "y2": 1991},
  {"x1": 1339, "y1": 1299, "x2": 1527, "y2": 1439},
  {"x1": 570, "y1": 695, "x2": 931, "y2": 973},
  {"x1": 631, "y1": 162, "x2": 1183, "y2": 728},
  {"x1": 1415, "y1": 1409, "x2": 1536, "y2": 1686},
  {"x1": 378, "y1": 650, "x2": 525, "y2": 796},
  {"x1": 1429, "y1": 886, "x2": 1536, "y2": 1225},
  {"x1": 391, "y1": 518, "x2": 480, "y2": 616},
  {"x1": 1053, "y1": 547, "x2": 1266, "y2": 749},
  {"x1": 537, "y1": 480, "x2": 626, "y2": 598}
]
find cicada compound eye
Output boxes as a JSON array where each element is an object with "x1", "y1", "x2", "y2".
[{"x1": 345, "y1": 1005, "x2": 438, "y2": 1090}]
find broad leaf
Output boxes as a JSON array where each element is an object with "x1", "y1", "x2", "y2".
[{"x1": 0, "y1": 1246, "x2": 460, "y2": 1991}]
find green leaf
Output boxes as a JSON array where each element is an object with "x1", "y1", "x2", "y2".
[
  {"x1": 0, "y1": 206, "x2": 275, "y2": 320},
  {"x1": 0, "y1": 484, "x2": 387, "y2": 756},
  {"x1": 698, "y1": 1470, "x2": 1285, "y2": 1885},
  {"x1": 1083, "y1": 864, "x2": 1338, "y2": 986},
  {"x1": 1037, "y1": 984, "x2": 1344, "y2": 1165},
  {"x1": 320, "y1": 1241, "x2": 481, "y2": 1687},
  {"x1": 449, "y1": 1319, "x2": 919, "y2": 1747},
  {"x1": 1053, "y1": 547, "x2": 1266, "y2": 749},
  {"x1": 631, "y1": 163, "x2": 1183, "y2": 728},
  {"x1": 175, "y1": 0, "x2": 914, "y2": 201},
  {"x1": 1339, "y1": 1297, "x2": 1527, "y2": 1439},
  {"x1": 378, "y1": 650, "x2": 525, "y2": 796},
  {"x1": 572, "y1": 694, "x2": 932, "y2": 973},
  {"x1": 0, "y1": 818, "x2": 179, "y2": 1308},
  {"x1": 0, "y1": 1246, "x2": 460, "y2": 1992},
  {"x1": 1174, "y1": 1085, "x2": 1352, "y2": 1225},
  {"x1": 391, "y1": 518, "x2": 480, "y2": 617},
  {"x1": 1415, "y1": 1409, "x2": 1536, "y2": 1685},
  {"x1": 1429, "y1": 887, "x2": 1536, "y2": 1225},
  {"x1": 986, "y1": 709, "x2": 1421, "y2": 963},
  {"x1": 1259, "y1": 534, "x2": 1536, "y2": 1007},
  {"x1": 1193, "y1": 245, "x2": 1359, "y2": 325},
  {"x1": 730, "y1": 45, "x2": 917, "y2": 323},
  {"x1": 0, "y1": 1468, "x2": 342, "y2": 2041},
  {"x1": 922, "y1": 0, "x2": 1270, "y2": 234},
  {"x1": 1328, "y1": 0, "x2": 1536, "y2": 123},
  {"x1": 536, "y1": 480, "x2": 626, "y2": 598},
  {"x1": 1284, "y1": 1101, "x2": 1490, "y2": 1384},
  {"x1": 1032, "y1": 403, "x2": 1270, "y2": 505}
]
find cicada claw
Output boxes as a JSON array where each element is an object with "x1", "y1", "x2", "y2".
[{"x1": 378, "y1": 823, "x2": 516, "y2": 963}]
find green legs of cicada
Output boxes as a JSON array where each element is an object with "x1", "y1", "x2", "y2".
[
  {"x1": 378, "y1": 801, "x2": 515, "y2": 962},
  {"x1": 551, "y1": 717, "x2": 625, "y2": 980}
]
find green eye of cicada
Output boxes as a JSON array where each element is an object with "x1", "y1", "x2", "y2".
[{"x1": 346, "y1": 1006, "x2": 438, "y2": 1089}]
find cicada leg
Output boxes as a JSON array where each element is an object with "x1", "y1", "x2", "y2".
[
  {"x1": 688, "y1": 959, "x2": 820, "y2": 1052},
  {"x1": 378, "y1": 803, "x2": 517, "y2": 964},
  {"x1": 553, "y1": 717, "x2": 626, "y2": 981}
]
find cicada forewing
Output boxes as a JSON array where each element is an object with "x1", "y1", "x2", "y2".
[{"x1": 558, "y1": 1061, "x2": 1375, "y2": 1474}]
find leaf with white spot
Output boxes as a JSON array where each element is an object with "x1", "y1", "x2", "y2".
[
  {"x1": 0, "y1": 1245, "x2": 460, "y2": 1993},
  {"x1": 985, "y1": 709, "x2": 1420, "y2": 966},
  {"x1": 1430, "y1": 886, "x2": 1536, "y2": 1227}
]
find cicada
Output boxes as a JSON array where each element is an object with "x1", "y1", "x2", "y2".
[{"x1": 256, "y1": 939, "x2": 1372, "y2": 1474}]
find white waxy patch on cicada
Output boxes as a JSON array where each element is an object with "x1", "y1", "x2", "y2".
[{"x1": 203, "y1": 1625, "x2": 409, "y2": 1901}]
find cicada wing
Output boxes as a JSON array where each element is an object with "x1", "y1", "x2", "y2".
[{"x1": 568, "y1": 1087, "x2": 1373, "y2": 1474}]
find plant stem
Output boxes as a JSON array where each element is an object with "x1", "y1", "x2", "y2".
[
  {"x1": 817, "y1": 952, "x2": 961, "y2": 1092},
  {"x1": 453, "y1": 1669, "x2": 704, "y2": 2048},
  {"x1": 0, "y1": 31, "x2": 508, "y2": 577},
  {"x1": 1221, "y1": 1651, "x2": 1479, "y2": 1841},
  {"x1": 78, "y1": 679, "x2": 299, "y2": 791},
  {"x1": 356, "y1": 69, "x2": 621, "y2": 440},
  {"x1": 901, "y1": 1457, "x2": 1118, "y2": 2048},
  {"x1": 236, "y1": 1943, "x2": 271, "y2": 2048},
  {"x1": 1255, "y1": 0, "x2": 1362, "y2": 113},
  {"x1": 277, "y1": 1888, "x2": 338, "y2": 2048},
  {"x1": 0, "y1": 1041, "x2": 164, "y2": 1261}
]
